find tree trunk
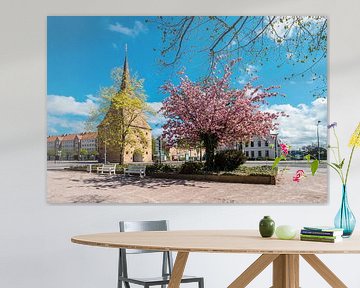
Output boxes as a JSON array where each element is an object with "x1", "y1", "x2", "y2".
[
  {"x1": 201, "y1": 133, "x2": 218, "y2": 171},
  {"x1": 119, "y1": 145, "x2": 125, "y2": 165}
]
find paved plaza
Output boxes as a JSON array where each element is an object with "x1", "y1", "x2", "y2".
[{"x1": 47, "y1": 166, "x2": 327, "y2": 204}]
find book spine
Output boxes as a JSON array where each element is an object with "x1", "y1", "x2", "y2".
[
  {"x1": 300, "y1": 234, "x2": 337, "y2": 240},
  {"x1": 301, "y1": 230, "x2": 336, "y2": 236},
  {"x1": 300, "y1": 237, "x2": 337, "y2": 243}
]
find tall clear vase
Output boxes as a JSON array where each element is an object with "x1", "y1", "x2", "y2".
[{"x1": 334, "y1": 185, "x2": 356, "y2": 237}]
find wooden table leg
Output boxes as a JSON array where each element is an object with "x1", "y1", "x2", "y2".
[
  {"x1": 228, "y1": 254, "x2": 279, "y2": 288},
  {"x1": 301, "y1": 254, "x2": 347, "y2": 288},
  {"x1": 168, "y1": 252, "x2": 189, "y2": 288},
  {"x1": 272, "y1": 254, "x2": 299, "y2": 288}
]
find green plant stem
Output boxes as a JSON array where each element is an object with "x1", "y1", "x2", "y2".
[
  {"x1": 326, "y1": 162, "x2": 345, "y2": 184},
  {"x1": 330, "y1": 146, "x2": 339, "y2": 164},
  {"x1": 333, "y1": 127, "x2": 345, "y2": 182},
  {"x1": 333, "y1": 128, "x2": 342, "y2": 162}
]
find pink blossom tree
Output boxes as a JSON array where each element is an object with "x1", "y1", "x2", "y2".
[{"x1": 161, "y1": 60, "x2": 283, "y2": 170}]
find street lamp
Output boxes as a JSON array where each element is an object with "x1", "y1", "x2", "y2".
[
  {"x1": 103, "y1": 125, "x2": 108, "y2": 164},
  {"x1": 57, "y1": 150, "x2": 62, "y2": 162},
  {"x1": 273, "y1": 133, "x2": 279, "y2": 158},
  {"x1": 104, "y1": 140, "x2": 107, "y2": 164},
  {"x1": 317, "y1": 120, "x2": 321, "y2": 160},
  {"x1": 158, "y1": 137, "x2": 162, "y2": 164}
]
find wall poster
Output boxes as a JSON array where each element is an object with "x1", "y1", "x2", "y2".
[{"x1": 47, "y1": 16, "x2": 328, "y2": 204}]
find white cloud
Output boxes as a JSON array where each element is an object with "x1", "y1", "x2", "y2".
[
  {"x1": 47, "y1": 95, "x2": 97, "y2": 116},
  {"x1": 265, "y1": 98, "x2": 327, "y2": 149},
  {"x1": 244, "y1": 87, "x2": 263, "y2": 98},
  {"x1": 108, "y1": 21, "x2": 148, "y2": 37},
  {"x1": 230, "y1": 40, "x2": 237, "y2": 47},
  {"x1": 266, "y1": 16, "x2": 326, "y2": 45},
  {"x1": 245, "y1": 64, "x2": 258, "y2": 76},
  {"x1": 47, "y1": 115, "x2": 86, "y2": 134},
  {"x1": 85, "y1": 94, "x2": 99, "y2": 102},
  {"x1": 146, "y1": 102, "x2": 166, "y2": 138},
  {"x1": 306, "y1": 74, "x2": 321, "y2": 85},
  {"x1": 147, "y1": 102, "x2": 162, "y2": 113},
  {"x1": 266, "y1": 17, "x2": 295, "y2": 44},
  {"x1": 286, "y1": 52, "x2": 294, "y2": 59},
  {"x1": 48, "y1": 127, "x2": 58, "y2": 134},
  {"x1": 238, "y1": 77, "x2": 247, "y2": 85},
  {"x1": 238, "y1": 64, "x2": 259, "y2": 85},
  {"x1": 146, "y1": 102, "x2": 166, "y2": 126},
  {"x1": 151, "y1": 127, "x2": 163, "y2": 138}
]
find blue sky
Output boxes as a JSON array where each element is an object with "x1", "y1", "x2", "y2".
[{"x1": 47, "y1": 16, "x2": 328, "y2": 148}]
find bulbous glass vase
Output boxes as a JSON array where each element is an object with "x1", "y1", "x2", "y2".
[{"x1": 334, "y1": 185, "x2": 356, "y2": 237}]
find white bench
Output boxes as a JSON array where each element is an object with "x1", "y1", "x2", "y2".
[
  {"x1": 97, "y1": 164, "x2": 117, "y2": 175},
  {"x1": 124, "y1": 165, "x2": 146, "y2": 178}
]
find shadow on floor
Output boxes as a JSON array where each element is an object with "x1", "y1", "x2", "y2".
[{"x1": 81, "y1": 174, "x2": 210, "y2": 190}]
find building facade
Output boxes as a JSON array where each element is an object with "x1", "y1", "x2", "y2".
[
  {"x1": 60, "y1": 134, "x2": 80, "y2": 160},
  {"x1": 47, "y1": 136, "x2": 62, "y2": 160},
  {"x1": 47, "y1": 132, "x2": 98, "y2": 160},
  {"x1": 242, "y1": 134, "x2": 281, "y2": 160},
  {"x1": 97, "y1": 49, "x2": 152, "y2": 164},
  {"x1": 168, "y1": 146, "x2": 205, "y2": 161},
  {"x1": 78, "y1": 132, "x2": 98, "y2": 159}
]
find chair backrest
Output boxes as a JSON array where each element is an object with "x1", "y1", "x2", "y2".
[
  {"x1": 119, "y1": 220, "x2": 168, "y2": 254},
  {"x1": 118, "y1": 220, "x2": 173, "y2": 282}
]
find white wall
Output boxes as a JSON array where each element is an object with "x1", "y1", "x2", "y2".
[{"x1": 1, "y1": 0, "x2": 360, "y2": 287}]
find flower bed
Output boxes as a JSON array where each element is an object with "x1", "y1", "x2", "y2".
[
  {"x1": 148, "y1": 165, "x2": 277, "y2": 185},
  {"x1": 148, "y1": 172, "x2": 276, "y2": 185}
]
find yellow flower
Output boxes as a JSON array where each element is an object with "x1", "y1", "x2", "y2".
[{"x1": 349, "y1": 122, "x2": 360, "y2": 147}]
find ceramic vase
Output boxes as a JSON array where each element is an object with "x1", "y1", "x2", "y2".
[{"x1": 259, "y1": 216, "x2": 275, "y2": 238}]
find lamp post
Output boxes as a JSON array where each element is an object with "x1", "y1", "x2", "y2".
[
  {"x1": 57, "y1": 150, "x2": 62, "y2": 162},
  {"x1": 317, "y1": 120, "x2": 321, "y2": 160},
  {"x1": 158, "y1": 137, "x2": 162, "y2": 164},
  {"x1": 103, "y1": 125, "x2": 108, "y2": 164},
  {"x1": 274, "y1": 133, "x2": 279, "y2": 158},
  {"x1": 104, "y1": 141, "x2": 107, "y2": 164}
]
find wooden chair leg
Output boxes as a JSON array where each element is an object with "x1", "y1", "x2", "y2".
[{"x1": 301, "y1": 254, "x2": 347, "y2": 288}]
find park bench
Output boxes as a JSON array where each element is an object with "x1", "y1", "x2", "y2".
[
  {"x1": 96, "y1": 164, "x2": 117, "y2": 175},
  {"x1": 124, "y1": 165, "x2": 146, "y2": 178}
]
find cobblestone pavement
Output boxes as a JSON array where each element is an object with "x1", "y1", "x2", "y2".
[{"x1": 47, "y1": 167, "x2": 327, "y2": 204}]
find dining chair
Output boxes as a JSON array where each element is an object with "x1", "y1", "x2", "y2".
[{"x1": 118, "y1": 220, "x2": 204, "y2": 288}]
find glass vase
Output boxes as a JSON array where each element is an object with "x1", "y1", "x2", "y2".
[{"x1": 334, "y1": 185, "x2": 356, "y2": 237}]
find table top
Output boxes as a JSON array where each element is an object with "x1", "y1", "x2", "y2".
[{"x1": 71, "y1": 230, "x2": 360, "y2": 254}]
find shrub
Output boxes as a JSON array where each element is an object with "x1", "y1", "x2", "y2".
[
  {"x1": 160, "y1": 164, "x2": 177, "y2": 173},
  {"x1": 214, "y1": 149, "x2": 246, "y2": 171},
  {"x1": 146, "y1": 163, "x2": 178, "y2": 174},
  {"x1": 179, "y1": 162, "x2": 204, "y2": 174},
  {"x1": 115, "y1": 164, "x2": 127, "y2": 174},
  {"x1": 145, "y1": 164, "x2": 158, "y2": 174},
  {"x1": 234, "y1": 165, "x2": 277, "y2": 176}
]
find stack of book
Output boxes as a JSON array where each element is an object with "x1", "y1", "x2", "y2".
[{"x1": 300, "y1": 226, "x2": 344, "y2": 243}]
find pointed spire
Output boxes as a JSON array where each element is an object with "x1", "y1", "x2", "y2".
[{"x1": 120, "y1": 44, "x2": 130, "y2": 91}]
